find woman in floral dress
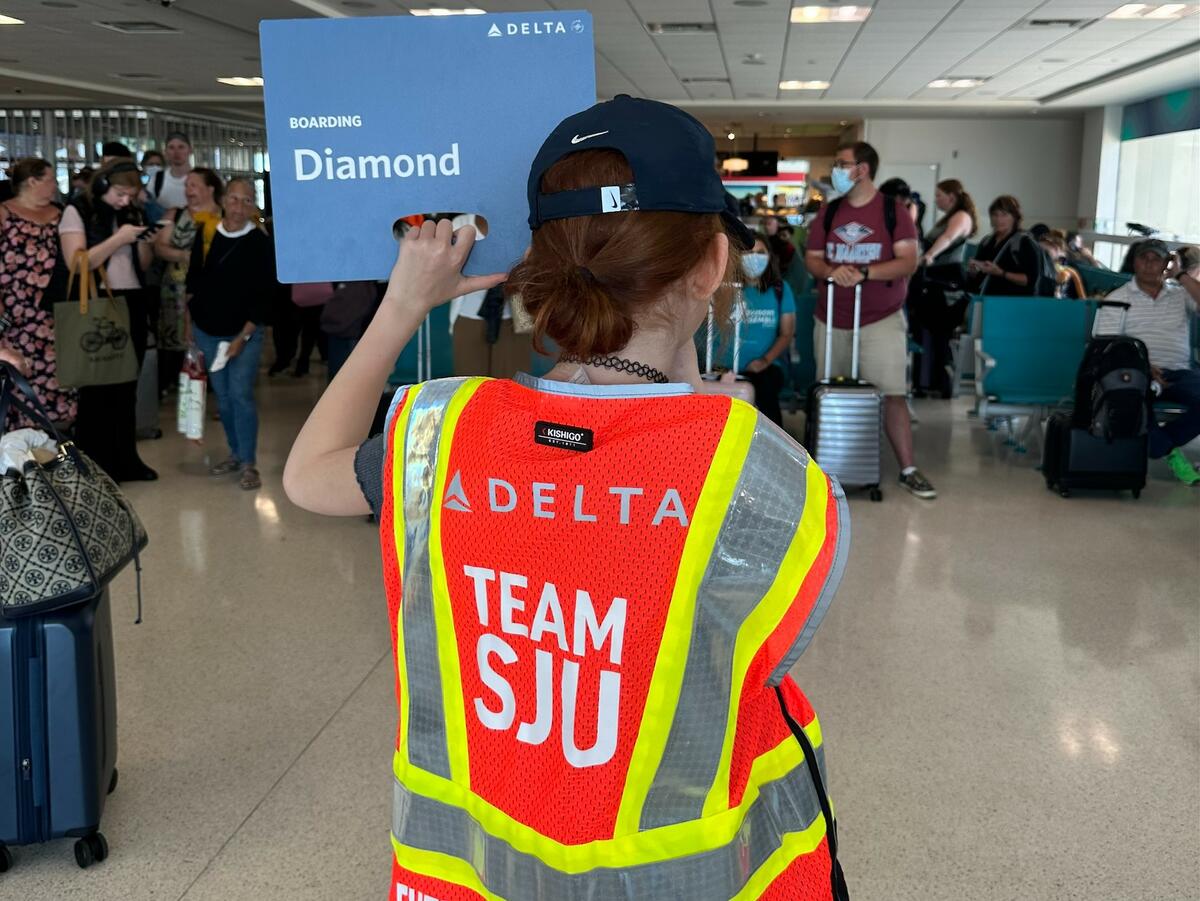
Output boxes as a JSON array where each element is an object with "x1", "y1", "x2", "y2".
[{"x1": 0, "y1": 157, "x2": 76, "y2": 426}]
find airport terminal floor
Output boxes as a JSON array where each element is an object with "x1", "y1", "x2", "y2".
[{"x1": 10, "y1": 370, "x2": 1199, "y2": 901}]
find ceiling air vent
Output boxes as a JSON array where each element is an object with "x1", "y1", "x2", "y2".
[
  {"x1": 1021, "y1": 18, "x2": 1094, "y2": 28},
  {"x1": 113, "y1": 73, "x2": 163, "y2": 81},
  {"x1": 681, "y1": 77, "x2": 730, "y2": 84},
  {"x1": 93, "y1": 21, "x2": 182, "y2": 35},
  {"x1": 646, "y1": 22, "x2": 716, "y2": 35}
]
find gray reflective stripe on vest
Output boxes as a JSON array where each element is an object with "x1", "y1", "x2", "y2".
[
  {"x1": 640, "y1": 422, "x2": 810, "y2": 830},
  {"x1": 392, "y1": 756, "x2": 823, "y2": 901},
  {"x1": 769, "y1": 475, "x2": 850, "y2": 684},
  {"x1": 400, "y1": 378, "x2": 468, "y2": 778}
]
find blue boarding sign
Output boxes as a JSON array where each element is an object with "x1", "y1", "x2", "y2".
[{"x1": 260, "y1": 12, "x2": 596, "y2": 282}]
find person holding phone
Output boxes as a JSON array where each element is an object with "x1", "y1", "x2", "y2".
[
  {"x1": 967, "y1": 196, "x2": 1041, "y2": 296},
  {"x1": 58, "y1": 159, "x2": 158, "y2": 481},
  {"x1": 185, "y1": 178, "x2": 274, "y2": 491}
]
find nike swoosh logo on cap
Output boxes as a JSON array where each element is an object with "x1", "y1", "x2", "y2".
[{"x1": 570, "y1": 130, "x2": 609, "y2": 144}]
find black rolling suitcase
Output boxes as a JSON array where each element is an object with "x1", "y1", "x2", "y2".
[
  {"x1": 0, "y1": 591, "x2": 119, "y2": 873},
  {"x1": 1042, "y1": 300, "x2": 1150, "y2": 498}
]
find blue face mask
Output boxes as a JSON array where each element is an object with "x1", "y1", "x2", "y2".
[
  {"x1": 742, "y1": 252, "x2": 769, "y2": 279},
  {"x1": 831, "y1": 166, "x2": 856, "y2": 195}
]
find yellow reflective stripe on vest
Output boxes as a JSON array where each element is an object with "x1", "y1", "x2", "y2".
[
  {"x1": 703, "y1": 460, "x2": 831, "y2": 818},
  {"x1": 640, "y1": 419, "x2": 815, "y2": 830},
  {"x1": 614, "y1": 399, "x2": 758, "y2": 837},
  {"x1": 389, "y1": 384, "x2": 423, "y2": 768},
  {"x1": 394, "y1": 378, "x2": 471, "y2": 779},
  {"x1": 393, "y1": 729, "x2": 824, "y2": 897},
  {"x1": 427, "y1": 377, "x2": 487, "y2": 785}
]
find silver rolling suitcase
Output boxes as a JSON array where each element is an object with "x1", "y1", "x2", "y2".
[{"x1": 805, "y1": 279, "x2": 884, "y2": 501}]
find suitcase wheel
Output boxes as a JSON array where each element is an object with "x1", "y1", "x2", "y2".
[
  {"x1": 0, "y1": 844, "x2": 12, "y2": 874},
  {"x1": 1059, "y1": 488, "x2": 1071, "y2": 498},
  {"x1": 108, "y1": 768, "x2": 119, "y2": 796},
  {"x1": 869, "y1": 487, "x2": 883, "y2": 502},
  {"x1": 1132, "y1": 489, "x2": 1141, "y2": 500},
  {"x1": 74, "y1": 833, "x2": 108, "y2": 869}
]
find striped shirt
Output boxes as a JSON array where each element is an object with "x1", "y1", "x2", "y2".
[{"x1": 1093, "y1": 279, "x2": 1196, "y2": 371}]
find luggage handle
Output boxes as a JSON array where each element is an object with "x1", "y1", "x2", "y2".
[
  {"x1": 1095, "y1": 299, "x2": 1130, "y2": 335},
  {"x1": 824, "y1": 279, "x2": 864, "y2": 382}
]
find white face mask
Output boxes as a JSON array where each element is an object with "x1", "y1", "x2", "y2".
[
  {"x1": 742, "y1": 253, "x2": 769, "y2": 279},
  {"x1": 142, "y1": 165, "x2": 161, "y2": 182}
]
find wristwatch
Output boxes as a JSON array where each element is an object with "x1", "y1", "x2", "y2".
[{"x1": 859, "y1": 265, "x2": 870, "y2": 280}]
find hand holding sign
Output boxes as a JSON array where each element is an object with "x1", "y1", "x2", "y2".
[{"x1": 382, "y1": 220, "x2": 507, "y2": 317}]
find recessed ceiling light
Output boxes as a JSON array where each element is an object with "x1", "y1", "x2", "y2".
[
  {"x1": 928, "y1": 77, "x2": 988, "y2": 88},
  {"x1": 727, "y1": 131, "x2": 736, "y2": 139},
  {"x1": 0, "y1": 13, "x2": 25, "y2": 24},
  {"x1": 780, "y1": 79, "x2": 830, "y2": 90},
  {"x1": 790, "y1": 5, "x2": 870, "y2": 24},
  {"x1": 410, "y1": 7, "x2": 486, "y2": 15},
  {"x1": 1090, "y1": 4, "x2": 1193, "y2": 22},
  {"x1": 217, "y1": 76, "x2": 264, "y2": 87}
]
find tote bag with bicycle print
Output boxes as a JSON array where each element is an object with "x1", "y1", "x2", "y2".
[{"x1": 53, "y1": 250, "x2": 139, "y2": 388}]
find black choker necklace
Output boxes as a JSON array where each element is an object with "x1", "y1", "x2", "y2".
[{"x1": 561, "y1": 354, "x2": 670, "y2": 384}]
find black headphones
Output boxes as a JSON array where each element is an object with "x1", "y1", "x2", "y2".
[{"x1": 90, "y1": 160, "x2": 142, "y2": 200}]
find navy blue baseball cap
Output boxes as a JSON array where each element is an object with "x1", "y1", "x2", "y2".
[{"x1": 527, "y1": 95, "x2": 755, "y2": 250}]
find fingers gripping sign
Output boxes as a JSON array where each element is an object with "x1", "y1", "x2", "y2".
[{"x1": 384, "y1": 219, "x2": 507, "y2": 316}]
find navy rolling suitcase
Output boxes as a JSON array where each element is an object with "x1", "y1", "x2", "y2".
[{"x1": 0, "y1": 591, "x2": 118, "y2": 872}]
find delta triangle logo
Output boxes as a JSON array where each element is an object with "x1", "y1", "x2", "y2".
[
  {"x1": 487, "y1": 23, "x2": 502, "y2": 37},
  {"x1": 443, "y1": 470, "x2": 472, "y2": 513}
]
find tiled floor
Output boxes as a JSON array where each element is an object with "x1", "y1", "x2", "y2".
[{"x1": 9, "y1": 373, "x2": 1199, "y2": 901}]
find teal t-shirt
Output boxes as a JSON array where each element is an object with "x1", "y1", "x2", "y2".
[{"x1": 712, "y1": 282, "x2": 796, "y2": 372}]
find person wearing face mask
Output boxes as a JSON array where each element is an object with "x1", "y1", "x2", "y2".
[
  {"x1": 58, "y1": 160, "x2": 158, "y2": 481},
  {"x1": 713, "y1": 233, "x2": 796, "y2": 426},
  {"x1": 806, "y1": 142, "x2": 934, "y2": 500}
]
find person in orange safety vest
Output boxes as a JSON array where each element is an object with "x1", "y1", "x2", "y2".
[{"x1": 285, "y1": 95, "x2": 850, "y2": 901}]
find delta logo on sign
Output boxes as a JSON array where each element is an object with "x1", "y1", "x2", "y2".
[
  {"x1": 488, "y1": 19, "x2": 585, "y2": 37},
  {"x1": 260, "y1": 12, "x2": 594, "y2": 282}
]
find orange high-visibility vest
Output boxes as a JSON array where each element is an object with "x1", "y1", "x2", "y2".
[{"x1": 380, "y1": 377, "x2": 849, "y2": 901}]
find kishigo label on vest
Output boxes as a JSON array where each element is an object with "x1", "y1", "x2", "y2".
[
  {"x1": 259, "y1": 13, "x2": 596, "y2": 282},
  {"x1": 534, "y1": 420, "x2": 594, "y2": 452}
]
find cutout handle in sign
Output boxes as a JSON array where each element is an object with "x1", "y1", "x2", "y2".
[
  {"x1": 393, "y1": 213, "x2": 489, "y2": 243},
  {"x1": 260, "y1": 12, "x2": 596, "y2": 284}
]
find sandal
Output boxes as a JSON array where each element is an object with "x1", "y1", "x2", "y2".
[{"x1": 240, "y1": 466, "x2": 262, "y2": 491}]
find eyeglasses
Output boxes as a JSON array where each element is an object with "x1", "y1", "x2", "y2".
[{"x1": 832, "y1": 160, "x2": 859, "y2": 170}]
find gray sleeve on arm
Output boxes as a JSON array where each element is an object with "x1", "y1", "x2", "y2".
[{"x1": 354, "y1": 434, "x2": 386, "y2": 519}]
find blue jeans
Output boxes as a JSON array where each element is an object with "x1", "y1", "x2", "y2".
[
  {"x1": 1151, "y1": 368, "x2": 1200, "y2": 458},
  {"x1": 193, "y1": 325, "x2": 264, "y2": 466}
]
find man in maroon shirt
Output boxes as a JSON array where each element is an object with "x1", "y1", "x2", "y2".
[{"x1": 806, "y1": 141, "x2": 935, "y2": 499}]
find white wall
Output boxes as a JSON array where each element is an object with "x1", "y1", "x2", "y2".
[{"x1": 863, "y1": 116, "x2": 1084, "y2": 231}]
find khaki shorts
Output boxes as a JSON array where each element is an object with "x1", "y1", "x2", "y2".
[{"x1": 814, "y1": 308, "x2": 908, "y2": 397}]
